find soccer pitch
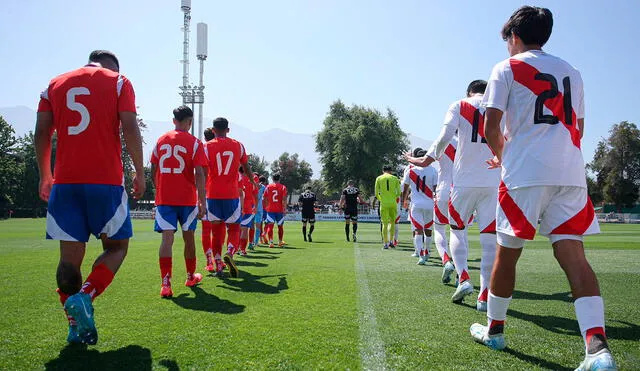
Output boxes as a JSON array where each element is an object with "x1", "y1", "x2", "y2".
[{"x1": 0, "y1": 220, "x2": 638, "y2": 370}]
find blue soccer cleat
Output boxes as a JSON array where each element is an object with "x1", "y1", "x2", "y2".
[
  {"x1": 575, "y1": 349, "x2": 618, "y2": 371},
  {"x1": 441, "y1": 261, "x2": 455, "y2": 284},
  {"x1": 64, "y1": 293, "x2": 97, "y2": 345},
  {"x1": 470, "y1": 323, "x2": 506, "y2": 350},
  {"x1": 66, "y1": 324, "x2": 83, "y2": 344}
]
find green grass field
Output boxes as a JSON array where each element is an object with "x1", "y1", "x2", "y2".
[{"x1": 0, "y1": 219, "x2": 639, "y2": 370}]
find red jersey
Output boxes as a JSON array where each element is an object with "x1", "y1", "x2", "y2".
[
  {"x1": 151, "y1": 130, "x2": 207, "y2": 206},
  {"x1": 37, "y1": 65, "x2": 136, "y2": 185},
  {"x1": 240, "y1": 174, "x2": 256, "y2": 214},
  {"x1": 204, "y1": 137, "x2": 248, "y2": 199},
  {"x1": 264, "y1": 183, "x2": 288, "y2": 213}
]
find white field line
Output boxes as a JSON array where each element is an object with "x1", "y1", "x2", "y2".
[{"x1": 354, "y1": 242, "x2": 387, "y2": 370}]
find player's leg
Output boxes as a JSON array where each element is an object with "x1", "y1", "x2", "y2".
[
  {"x1": 308, "y1": 218, "x2": 315, "y2": 242},
  {"x1": 277, "y1": 215, "x2": 286, "y2": 246},
  {"x1": 302, "y1": 219, "x2": 308, "y2": 241},
  {"x1": 409, "y1": 206, "x2": 424, "y2": 261},
  {"x1": 434, "y1": 189, "x2": 453, "y2": 267},
  {"x1": 344, "y1": 214, "x2": 351, "y2": 242},
  {"x1": 394, "y1": 205, "x2": 400, "y2": 246},
  {"x1": 155, "y1": 205, "x2": 178, "y2": 297},
  {"x1": 206, "y1": 199, "x2": 227, "y2": 276},
  {"x1": 380, "y1": 207, "x2": 390, "y2": 248},
  {"x1": 201, "y1": 219, "x2": 215, "y2": 272},
  {"x1": 248, "y1": 222, "x2": 256, "y2": 250},
  {"x1": 56, "y1": 241, "x2": 86, "y2": 343},
  {"x1": 389, "y1": 206, "x2": 398, "y2": 247},
  {"x1": 351, "y1": 218, "x2": 358, "y2": 242},
  {"x1": 179, "y1": 206, "x2": 202, "y2": 287},
  {"x1": 448, "y1": 188, "x2": 474, "y2": 303},
  {"x1": 476, "y1": 188, "x2": 498, "y2": 312},
  {"x1": 422, "y1": 207, "x2": 434, "y2": 257}
]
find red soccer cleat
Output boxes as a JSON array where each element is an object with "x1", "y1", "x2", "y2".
[
  {"x1": 160, "y1": 286, "x2": 173, "y2": 298},
  {"x1": 205, "y1": 263, "x2": 215, "y2": 273},
  {"x1": 185, "y1": 273, "x2": 203, "y2": 287}
]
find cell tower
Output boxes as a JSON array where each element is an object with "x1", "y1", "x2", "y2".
[
  {"x1": 196, "y1": 22, "x2": 208, "y2": 139},
  {"x1": 178, "y1": 0, "x2": 205, "y2": 136}
]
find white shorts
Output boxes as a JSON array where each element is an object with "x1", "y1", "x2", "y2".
[
  {"x1": 448, "y1": 186, "x2": 497, "y2": 233},
  {"x1": 434, "y1": 185, "x2": 451, "y2": 225},
  {"x1": 496, "y1": 185, "x2": 599, "y2": 248},
  {"x1": 409, "y1": 204, "x2": 434, "y2": 231}
]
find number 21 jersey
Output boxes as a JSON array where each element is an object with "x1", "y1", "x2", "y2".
[
  {"x1": 204, "y1": 137, "x2": 248, "y2": 199},
  {"x1": 37, "y1": 66, "x2": 137, "y2": 185},
  {"x1": 482, "y1": 50, "x2": 585, "y2": 189}
]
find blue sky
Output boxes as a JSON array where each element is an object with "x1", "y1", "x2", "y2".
[{"x1": 1, "y1": 0, "x2": 638, "y2": 162}]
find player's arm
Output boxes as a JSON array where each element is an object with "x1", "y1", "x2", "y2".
[
  {"x1": 484, "y1": 108, "x2": 504, "y2": 168},
  {"x1": 339, "y1": 193, "x2": 345, "y2": 208},
  {"x1": 483, "y1": 61, "x2": 510, "y2": 169},
  {"x1": 120, "y1": 111, "x2": 145, "y2": 199},
  {"x1": 150, "y1": 163, "x2": 157, "y2": 188},
  {"x1": 34, "y1": 111, "x2": 55, "y2": 201},
  {"x1": 195, "y1": 166, "x2": 206, "y2": 218},
  {"x1": 401, "y1": 183, "x2": 410, "y2": 208},
  {"x1": 282, "y1": 188, "x2": 288, "y2": 213}
]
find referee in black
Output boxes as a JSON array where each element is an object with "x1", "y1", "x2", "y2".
[{"x1": 299, "y1": 186, "x2": 317, "y2": 242}]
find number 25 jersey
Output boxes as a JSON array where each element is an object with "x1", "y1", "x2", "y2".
[
  {"x1": 204, "y1": 137, "x2": 248, "y2": 199},
  {"x1": 151, "y1": 130, "x2": 207, "y2": 206},
  {"x1": 37, "y1": 66, "x2": 137, "y2": 185},
  {"x1": 482, "y1": 50, "x2": 585, "y2": 189}
]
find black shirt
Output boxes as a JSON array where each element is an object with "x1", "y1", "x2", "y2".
[
  {"x1": 299, "y1": 191, "x2": 316, "y2": 212},
  {"x1": 342, "y1": 186, "x2": 360, "y2": 209}
]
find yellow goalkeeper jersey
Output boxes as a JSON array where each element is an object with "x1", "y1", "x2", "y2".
[{"x1": 375, "y1": 173, "x2": 401, "y2": 208}]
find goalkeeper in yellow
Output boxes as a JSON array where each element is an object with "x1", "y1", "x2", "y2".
[{"x1": 375, "y1": 165, "x2": 401, "y2": 249}]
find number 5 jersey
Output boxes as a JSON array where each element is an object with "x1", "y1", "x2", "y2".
[{"x1": 482, "y1": 49, "x2": 586, "y2": 189}]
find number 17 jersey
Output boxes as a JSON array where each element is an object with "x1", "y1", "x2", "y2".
[
  {"x1": 204, "y1": 137, "x2": 248, "y2": 199},
  {"x1": 482, "y1": 50, "x2": 586, "y2": 189}
]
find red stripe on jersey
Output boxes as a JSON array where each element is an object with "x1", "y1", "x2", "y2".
[
  {"x1": 481, "y1": 220, "x2": 496, "y2": 234},
  {"x1": 434, "y1": 202, "x2": 449, "y2": 224},
  {"x1": 425, "y1": 221, "x2": 434, "y2": 229},
  {"x1": 448, "y1": 200, "x2": 465, "y2": 229},
  {"x1": 409, "y1": 210, "x2": 422, "y2": 230},
  {"x1": 459, "y1": 101, "x2": 495, "y2": 154},
  {"x1": 444, "y1": 144, "x2": 456, "y2": 162},
  {"x1": 550, "y1": 197, "x2": 596, "y2": 235},
  {"x1": 510, "y1": 59, "x2": 580, "y2": 149},
  {"x1": 409, "y1": 169, "x2": 433, "y2": 199},
  {"x1": 498, "y1": 181, "x2": 536, "y2": 239}
]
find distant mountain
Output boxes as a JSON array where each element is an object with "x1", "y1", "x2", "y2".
[{"x1": 1, "y1": 106, "x2": 433, "y2": 177}]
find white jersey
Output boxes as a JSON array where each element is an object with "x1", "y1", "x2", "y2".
[
  {"x1": 434, "y1": 136, "x2": 456, "y2": 192},
  {"x1": 483, "y1": 50, "x2": 586, "y2": 189},
  {"x1": 427, "y1": 95, "x2": 501, "y2": 188},
  {"x1": 402, "y1": 165, "x2": 438, "y2": 209}
]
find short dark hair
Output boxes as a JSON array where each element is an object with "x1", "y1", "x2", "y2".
[
  {"x1": 272, "y1": 173, "x2": 281, "y2": 181},
  {"x1": 416, "y1": 149, "x2": 427, "y2": 157},
  {"x1": 88, "y1": 50, "x2": 119, "y2": 69},
  {"x1": 501, "y1": 6, "x2": 553, "y2": 47},
  {"x1": 173, "y1": 105, "x2": 193, "y2": 122},
  {"x1": 383, "y1": 165, "x2": 392, "y2": 172},
  {"x1": 259, "y1": 175, "x2": 267, "y2": 183},
  {"x1": 467, "y1": 80, "x2": 487, "y2": 95},
  {"x1": 412, "y1": 147, "x2": 424, "y2": 157},
  {"x1": 203, "y1": 127, "x2": 215, "y2": 141},
  {"x1": 213, "y1": 117, "x2": 229, "y2": 130}
]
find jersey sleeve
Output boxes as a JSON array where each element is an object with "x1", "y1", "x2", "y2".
[
  {"x1": 238, "y1": 143, "x2": 248, "y2": 164},
  {"x1": 117, "y1": 75, "x2": 137, "y2": 113},
  {"x1": 37, "y1": 87, "x2": 52, "y2": 112},
  {"x1": 573, "y1": 70, "x2": 585, "y2": 120},
  {"x1": 150, "y1": 143, "x2": 159, "y2": 165},
  {"x1": 482, "y1": 60, "x2": 512, "y2": 112},
  {"x1": 427, "y1": 102, "x2": 460, "y2": 159},
  {"x1": 402, "y1": 169, "x2": 410, "y2": 186},
  {"x1": 193, "y1": 140, "x2": 207, "y2": 167}
]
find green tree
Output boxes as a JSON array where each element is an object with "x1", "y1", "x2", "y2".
[
  {"x1": 586, "y1": 176, "x2": 603, "y2": 205},
  {"x1": 270, "y1": 152, "x2": 313, "y2": 202},
  {"x1": 122, "y1": 116, "x2": 147, "y2": 208},
  {"x1": 304, "y1": 178, "x2": 340, "y2": 204},
  {"x1": 588, "y1": 121, "x2": 640, "y2": 211},
  {"x1": 316, "y1": 100, "x2": 409, "y2": 195},
  {"x1": 0, "y1": 116, "x2": 22, "y2": 216},
  {"x1": 14, "y1": 132, "x2": 47, "y2": 217},
  {"x1": 248, "y1": 154, "x2": 270, "y2": 179}
]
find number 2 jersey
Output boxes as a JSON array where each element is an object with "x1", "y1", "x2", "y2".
[
  {"x1": 264, "y1": 183, "x2": 288, "y2": 213},
  {"x1": 427, "y1": 95, "x2": 500, "y2": 188},
  {"x1": 204, "y1": 137, "x2": 248, "y2": 199},
  {"x1": 37, "y1": 65, "x2": 137, "y2": 185},
  {"x1": 482, "y1": 50, "x2": 586, "y2": 189},
  {"x1": 150, "y1": 130, "x2": 207, "y2": 206}
]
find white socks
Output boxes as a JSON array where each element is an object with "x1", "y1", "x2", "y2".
[
  {"x1": 450, "y1": 228, "x2": 468, "y2": 277},
  {"x1": 574, "y1": 296, "x2": 605, "y2": 343},
  {"x1": 479, "y1": 233, "x2": 497, "y2": 300},
  {"x1": 487, "y1": 291, "x2": 511, "y2": 323}
]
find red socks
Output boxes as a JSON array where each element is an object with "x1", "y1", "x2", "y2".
[
  {"x1": 478, "y1": 288, "x2": 488, "y2": 302},
  {"x1": 185, "y1": 257, "x2": 196, "y2": 279},
  {"x1": 460, "y1": 270, "x2": 470, "y2": 282},
  {"x1": 159, "y1": 257, "x2": 172, "y2": 287},
  {"x1": 227, "y1": 224, "x2": 240, "y2": 254},
  {"x1": 266, "y1": 224, "x2": 274, "y2": 241},
  {"x1": 249, "y1": 228, "x2": 255, "y2": 244},
  {"x1": 277, "y1": 225, "x2": 284, "y2": 241},
  {"x1": 442, "y1": 252, "x2": 451, "y2": 264},
  {"x1": 201, "y1": 220, "x2": 213, "y2": 263},
  {"x1": 240, "y1": 237, "x2": 248, "y2": 254},
  {"x1": 80, "y1": 264, "x2": 115, "y2": 300},
  {"x1": 211, "y1": 223, "x2": 226, "y2": 260}
]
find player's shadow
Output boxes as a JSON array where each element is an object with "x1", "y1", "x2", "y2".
[
  {"x1": 45, "y1": 344, "x2": 153, "y2": 371},
  {"x1": 234, "y1": 259, "x2": 268, "y2": 268},
  {"x1": 511, "y1": 290, "x2": 572, "y2": 302},
  {"x1": 251, "y1": 250, "x2": 283, "y2": 255},
  {"x1": 508, "y1": 309, "x2": 640, "y2": 341},
  {"x1": 221, "y1": 273, "x2": 288, "y2": 295},
  {"x1": 242, "y1": 253, "x2": 280, "y2": 260},
  {"x1": 170, "y1": 286, "x2": 245, "y2": 314},
  {"x1": 502, "y1": 347, "x2": 573, "y2": 371},
  {"x1": 158, "y1": 359, "x2": 180, "y2": 371},
  {"x1": 308, "y1": 241, "x2": 331, "y2": 244}
]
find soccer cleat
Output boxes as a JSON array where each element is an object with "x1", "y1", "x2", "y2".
[
  {"x1": 393, "y1": 239, "x2": 399, "y2": 246},
  {"x1": 205, "y1": 263, "x2": 215, "y2": 273},
  {"x1": 470, "y1": 323, "x2": 506, "y2": 350},
  {"x1": 224, "y1": 252, "x2": 239, "y2": 278},
  {"x1": 269, "y1": 242, "x2": 274, "y2": 248},
  {"x1": 308, "y1": 234, "x2": 312, "y2": 242},
  {"x1": 382, "y1": 243, "x2": 389, "y2": 250},
  {"x1": 185, "y1": 273, "x2": 203, "y2": 287},
  {"x1": 67, "y1": 324, "x2": 83, "y2": 344},
  {"x1": 417, "y1": 256, "x2": 428, "y2": 265},
  {"x1": 160, "y1": 285, "x2": 173, "y2": 298},
  {"x1": 411, "y1": 252, "x2": 419, "y2": 257},
  {"x1": 64, "y1": 293, "x2": 97, "y2": 345},
  {"x1": 575, "y1": 349, "x2": 618, "y2": 371},
  {"x1": 238, "y1": 250, "x2": 248, "y2": 257},
  {"x1": 303, "y1": 234, "x2": 307, "y2": 242},
  {"x1": 441, "y1": 261, "x2": 455, "y2": 284},
  {"x1": 352, "y1": 233, "x2": 357, "y2": 242},
  {"x1": 248, "y1": 243, "x2": 255, "y2": 251},
  {"x1": 278, "y1": 241, "x2": 286, "y2": 247},
  {"x1": 476, "y1": 300, "x2": 487, "y2": 312},
  {"x1": 452, "y1": 280, "x2": 474, "y2": 303}
]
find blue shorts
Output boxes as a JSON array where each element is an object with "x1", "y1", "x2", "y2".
[
  {"x1": 154, "y1": 205, "x2": 199, "y2": 232},
  {"x1": 46, "y1": 184, "x2": 132, "y2": 242},
  {"x1": 266, "y1": 212, "x2": 285, "y2": 226},
  {"x1": 254, "y1": 208, "x2": 264, "y2": 223},
  {"x1": 240, "y1": 213, "x2": 255, "y2": 228},
  {"x1": 206, "y1": 198, "x2": 241, "y2": 223}
]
